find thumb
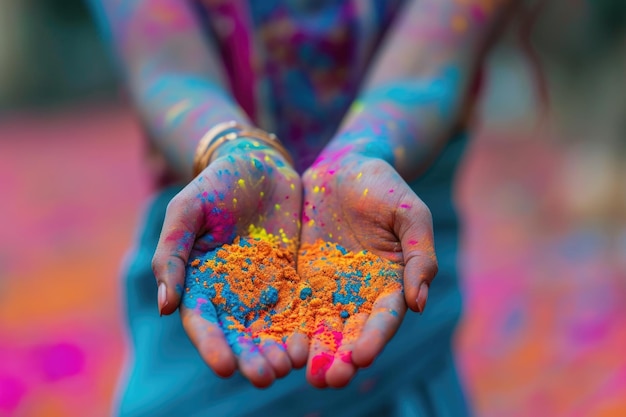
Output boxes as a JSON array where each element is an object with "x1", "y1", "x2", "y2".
[
  {"x1": 394, "y1": 192, "x2": 438, "y2": 313},
  {"x1": 151, "y1": 192, "x2": 200, "y2": 316}
]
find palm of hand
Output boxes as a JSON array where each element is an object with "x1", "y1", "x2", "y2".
[
  {"x1": 154, "y1": 148, "x2": 305, "y2": 388},
  {"x1": 299, "y1": 154, "x2": 437, "y2": 388}
]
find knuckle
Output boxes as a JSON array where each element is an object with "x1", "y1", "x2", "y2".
[
  {"x1": 301, "y1": 167, "x2": 317, "y2": 187},
  {"x1": 165, "y1": 194, "x2": 185, "y2": 215},
  {"x1": 151, "y1": 254, "x2": 165, "y2": 278},
  {"x1": 406, "y1": 251, "x2": 438, "y2": 282}
]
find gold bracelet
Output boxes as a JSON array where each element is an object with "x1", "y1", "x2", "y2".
[
  {"x1": 192, "y1": 121, "x2": 294, "y2": 177},
  {"x1": 192, "y1": 120, "x2": 244, "y2": 177}
]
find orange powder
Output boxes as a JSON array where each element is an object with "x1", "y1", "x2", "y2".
[{"x1": 185, "y1": 231, "x2": 402, "y2": 352}]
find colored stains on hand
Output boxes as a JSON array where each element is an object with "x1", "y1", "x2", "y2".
[
  {"x1": 184, "y1": 234, "x2": 298, "y2": 335},
  {"x1": 297, "y1": 241, "x2": 402, "y2": 351},
  {"x1": 310, "y1": 352, "x2": 334, "y2": 377},
  {"x1": 184, "y1": 233, "x2": 401, "y2": 357}
]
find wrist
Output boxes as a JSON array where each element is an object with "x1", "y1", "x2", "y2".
[
  {"x1": 311, "y1": 141, "x2": 392, "y2": 175},
  {"x1": 194, "y1": 122, "x2": 294, "y2": 176},
  {"x1": 212, "y1": 137, "x2": 287, "y2": 163}
]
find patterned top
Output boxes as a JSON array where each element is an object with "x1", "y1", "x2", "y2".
[{"x1": 196, "y1": 0, "x2": 405, "y2": 169}]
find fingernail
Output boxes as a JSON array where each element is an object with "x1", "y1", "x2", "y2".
[
  {"x1": 158, "y1": 282, "x2": 168, "y2": 316},
  {"x1": 416, "y1": 282, "x2": 429, "y2": 315}
]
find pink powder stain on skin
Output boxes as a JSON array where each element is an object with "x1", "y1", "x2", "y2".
[
  {"x1": 310, "y1": 353, "x2": 334, "y2": 377},
  {"x1": 332, "y1": 331, "x2": 343, "y2": 348},
  {"x1": 312, "y1": 145, "x2": 354, "y2": 168},
  {"x1": 399, "y1": 204, "x2": 411, "y2": 209},
  {"x1": 313, "y1": 324, "x2": 326, "y2": 335},
  {"x1": 408, "y1": 240, "x2": 418, "y2": 246},
  {"x1": 195, "y1": 297, "x2": 209, "y2": 311},
  {"x1": 131, "y1": 3, "x2": 193, "y2": 38},
  {"x1": 379, "y1": 101, "x2": 406, "y2": 119},
  {"x1": 388, "y1": 189, "x2": 394, "y2": 193},
  {"x1": 165, "y1": 230, "x2": 194, "y2": 252},
  {"x1": 339, "y1": 350, "x2": 352, "y2": 364}
]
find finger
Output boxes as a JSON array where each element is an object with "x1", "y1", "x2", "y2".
[
  {"x1": 394, "y1": 193, "x2": 438, "y2": 312},
  {"x1": 227, "y1": 329, "x2": 276, "y2": 388},
  {"x1": 403, "y1": 249, "x2": 437, "y2": 313},
  {"x1": 306, "y1": 318, "x2": 343, "y2": 388},
  {"x1": 259, "y1": 338, "x2": 292, "y2": 379},
  {"x1": 152, "y1": 191, "x2": 202, "y2": 315},
  {"x1": 324, "y1": 312, "x2": 368, "y2": 388},
  {"x1": 286, "y1": 332, "x2": 309, "y2": 369},
  {"x1": 180, "y1": 301, "x2": 237, "y2": 378},
  {"x1": 352, "y1": 291, "x2": 406, "y2": 368}
]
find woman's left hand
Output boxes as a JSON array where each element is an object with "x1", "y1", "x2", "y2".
[{"x1": 299, "y1": 151, "x2": 438, "y2": 388}]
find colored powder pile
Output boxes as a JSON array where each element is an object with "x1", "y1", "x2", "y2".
[
  {"x1": 184, "y1": 225, "x2": 301, "y2": 350},
  {"x1": 184, "y1": 227, "x2": 402, "y2": 354},
  {"x1": 294, "y1": 242, "x2": 402, "y2": 351}
]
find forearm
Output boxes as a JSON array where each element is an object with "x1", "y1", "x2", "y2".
[
  {"x1": 320, "y1": 0, "x2": 522, "y2": 180},
  {"x1": 90, "y1": 0, "x2": 249, "y2": 178}
]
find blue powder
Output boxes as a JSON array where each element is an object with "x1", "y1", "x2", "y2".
[
  {"x1": 183, "y1": 238, "x2": 270, "y2": 327},
  {"x1": 300, "y1": 287, "x2": 312, "y2": 300},
  {"x1": 260, "y1": 286, "x2": 279, "y2": 307},
  {"x1": 220, "y1": 316, "x2": 244, "y2": 355},
  {"x1": 335, "y1": 245, "x2": 348, "y2": 255},
  {"x1": 364, "y1": 272, "x2": 371, "y2": 287},
  {"x1": 340, "y1": 310, "x2": 349, "y2": 319},
  {"x1": 332, "y1": 271, "x2": 367, "y2": 306}
]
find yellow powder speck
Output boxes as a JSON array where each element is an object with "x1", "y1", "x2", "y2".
[
  {"x1": 363, "y1": 188, "x2": 369, "y2": 196},
  {"x1": 356, "y1": 172, "x2": 362, "y2": 180},
  {"x1": 308, "y1": 219, "x2": 315, "y2": 227},
  {"x1": 237, "y1": 179, "x2": 246, "y2": 188},
  {"x1": 275, "y1": 203, "x2": 281, "y2": 211},
  {"x1": 165, "y1": 99, "x2": 192, "y2": 125},
  {"x1": 351, "y1": 100, "x2": 365, "y2": 114},
  {"x1": 313, "y1": 186, "x2": 320, "y2": 193},
  {"x1": 290, "y1": 183, "x2": 295, "y2": 190}
]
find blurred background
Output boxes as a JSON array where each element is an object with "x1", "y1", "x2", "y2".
[{"x1": 1, "y1": 0, "x2": 625, "y2": 416}]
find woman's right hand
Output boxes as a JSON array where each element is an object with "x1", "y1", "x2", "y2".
[{"x1": 151, "y1": 138, "x2": 306, "y2": 387}]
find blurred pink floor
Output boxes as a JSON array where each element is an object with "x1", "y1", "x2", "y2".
[{"x1": 1, "y1": 104, "x2": 625, "y2": 417}]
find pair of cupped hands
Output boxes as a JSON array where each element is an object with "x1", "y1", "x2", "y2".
[{"x1": 152, "y1": 138, "x2": 438, "y2": 389}]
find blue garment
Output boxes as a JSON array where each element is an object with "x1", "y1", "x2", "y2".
[
  {"x1": 116, "y1": 132, "x2": 469, "y2": 416},
  {"x1": 115, "y1": 1, "x2": 471, "y2": 415}
]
